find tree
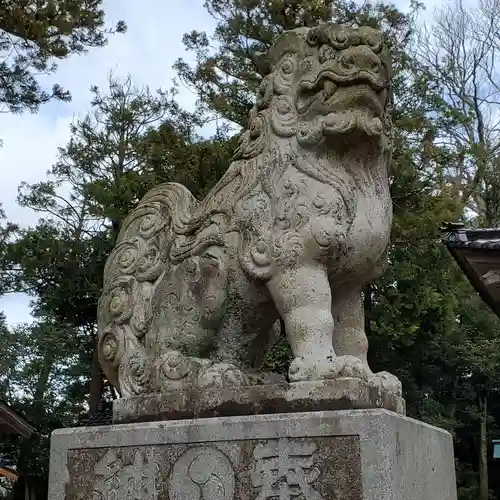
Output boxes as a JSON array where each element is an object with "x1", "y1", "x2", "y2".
[
  {"x1": 0, "y1": 311, "x2": 13, "y2": 397},
  {"x1": 0, "y1": 204, "x2": 18, "y2": 296},
  {"x1": 6, "y1": 75, "x2": 183, "y2": 412},
  {"x1": 414, "y1": 0, "x2": 500, "y2": 223},
  {"x1": 141, "y1": 121, "x2": 237, "y2": 198},
  {"x1": 175, "y1": 0, "x2": 416, "y2": 127},
  {"x1": 409, "y1": 1, "x2": 500, "y2": 496},
  {"x1": 0, "y1": 318, "x2": 87, "y2": 499},
  {"x1": 48, "y1": 74, "x2": 187, "y2": 239},
  {"x1": 4, "y1": 74, "x2": 231, "y2": 414},
  {"x1": 0, "y1": 0, "x2": 126, "y2": 114}
]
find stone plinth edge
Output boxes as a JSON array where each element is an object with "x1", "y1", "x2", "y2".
[{"x1": 112, "y1": 378, "x2": 405, "y2": 424}]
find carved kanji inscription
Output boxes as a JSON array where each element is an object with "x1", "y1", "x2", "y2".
[
  {"x1": 91, "y1": 449, "x2": 157, "y2": 499},
  {"x1": 251, "y1": 438, "x2": 323, "y2": 500},
  {"x1": 65, "y1": 436, "x2": 361, "y2": 500}
]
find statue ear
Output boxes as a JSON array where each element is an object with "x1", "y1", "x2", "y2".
[{"x1": 254, "y1": 51, "x2": 271, "y2": 76}]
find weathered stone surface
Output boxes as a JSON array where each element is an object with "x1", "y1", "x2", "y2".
[
  {"x1": 64, "y1": 436, "x2": 361, "y2": 500},
  {"x1": 113, "y1": 378, "x2": 405, "y2": 424},
  {"x1": 95, "y1": 22, "x2": 402, "y2": 407},
  {"x1": 49, "y1": 410, "x2": 457, "y2": 500}
]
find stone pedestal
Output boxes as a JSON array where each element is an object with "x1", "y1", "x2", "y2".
[
  {"x1": 49, "y1": 409, "x2": 457, "y2": 499},
  {"x1": 113, "y1": 379, "x2": 406, "y2": 424}
]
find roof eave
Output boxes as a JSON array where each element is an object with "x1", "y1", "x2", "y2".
[
  {"x1": 0, "y1": 402, "x2": 35, "y2": 439},
  {"x1": 443, "y1": 225, "x2": 500, "y2": 320}
]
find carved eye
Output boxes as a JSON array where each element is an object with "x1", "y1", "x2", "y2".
[
  {"x1": 362, "y1": 29, "x2": 382, "y2": 52},
  {"x1": 336, "y1": 31, "x2": 348, "y2": 43},
  {"x1": 281, "y1": 59, "x2": 294, "y2": 74},
  {"x1": 249, "y1": 115, "x2": 264, "y2": 138},
  {"x1": 319, "y1": 45, "x2": 336, "y2": 63}
]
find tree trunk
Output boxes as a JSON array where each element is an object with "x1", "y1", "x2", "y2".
[
  {"x1": 89, "y1": 340, "x2": 103, "y2": 415},
  {"x1": 31, "y1": 350, "x2": 54, "y2": 422},
  {"x1": 479, "y1": 395, "x2": 489, "y2": 500},
  {"x1": 446, "y1": 374, "x2": 458, "y2": 423},
  {"x1": 34, "y1": 351, "x2": 53, "y2": 403}
]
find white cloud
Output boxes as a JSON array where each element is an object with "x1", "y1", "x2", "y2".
[
  {"x1": 0, "y1": 0, "x2": 215, "y2": 324},
  {"x1": 0, "y1": 0, "x2": 215, "y2": 222},
  {"x1": 0, "y1": 293, "x2": 32, "y2": 326},
  {"x1": 0, "y1": 0, "x2": 440, "y2": 325}
]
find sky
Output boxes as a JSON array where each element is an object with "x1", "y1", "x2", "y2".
[{"x1": 0, "y1": 0, "x2": 435, "y2": 326}]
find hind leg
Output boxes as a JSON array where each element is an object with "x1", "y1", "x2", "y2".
[
  {"x1": 331, "y1": 286, "x2": 402, "y2": 395},
  {"x1": 198, "y1": 302, "x2": 281, "y2": 388},
  {"x1": 331, "y1": 287, "x2": 369, "y2": 368}
]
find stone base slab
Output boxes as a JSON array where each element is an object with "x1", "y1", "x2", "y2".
[
  {"x1": 113, "y1": 378, "x2": 405, "y2": 424},
  {"x1": 49, "y1": 409, "x2": 456, "y2": 500}
]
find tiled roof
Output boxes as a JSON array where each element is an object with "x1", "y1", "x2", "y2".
[
  {"x1": 442, "y1": 223, "x2": 500, "y2": 249},
  {"x1": 442, "y1": 223, "x2": 500, "y2": 319},
  {"x1": 446, "y1": 238, "x2": 500, "y2": 249}
]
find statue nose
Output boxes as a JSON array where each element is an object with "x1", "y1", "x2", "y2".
[{"x1": 339, "y1": 45, "x2": 382, "y2": 74}]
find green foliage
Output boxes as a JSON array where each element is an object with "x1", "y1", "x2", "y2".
[
  {"x1": 0, "y1": 319, "x2": 88, "y2": 492},
  {"x1": 175, "y1": 0, "x2": 417, "y2": 126},
  {"x1": 141, "y1": 123, "x2": 237, "y2": 198},
  {"x1": 6, "y1": 74, "x2": 233, "y2": 331},
  {"x1": 0, "y1": 204, "x2": 18, "y2": 296},
  {"x1": 0, "y1": 0, "x2": 126, "y2": 113},
  {"x1": 262, "y1": 335, "x2": 292, "y2": 375},
  {"x1": 2, "y1": 0, "x2": 500, "y2": 497},
  {"x1": 6, "y1": 222, "x2": 111, "y2": 327},
  {"x1": 0, "y1": 74, "x2": 235, "y2": 487},
  {"x1": 48, "y1": 75, "x2": 183, "y2": 231}
]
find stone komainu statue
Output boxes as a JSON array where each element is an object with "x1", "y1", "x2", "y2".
[{"x1": 97, "y1": 23, "x2": 402, "y2": 398}]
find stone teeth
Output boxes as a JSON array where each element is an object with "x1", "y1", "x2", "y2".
[{"x1": 323, "y1": 80, "x2": 337, "y2": 101}]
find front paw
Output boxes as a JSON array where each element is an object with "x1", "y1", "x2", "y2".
[
  {"x1": 288, "y1": 356, "x2": 335, "y2": 381},
  {"x1": 368, "y1": 371, "x2": 402, "y2": 397},
  {"x1": 288, "y1": 355, "x2": 369, "y2": 382},
  {"x1": 335, "y1": 355, "x2": 370, "y2": 381}
]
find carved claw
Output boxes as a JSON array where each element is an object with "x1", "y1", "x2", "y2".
[
  {"x1": 119, "y1": 353, "x2": 153, "y2": 397},
  {"x1": 159, "y1": 350, "x2": 193, "y2": 381},
  {"x1": 152, "y1": 350, "x2": 208, "y2": 392},
  {"x1": 197, "y1": 363, "x2": 250, "y2": 390},
  {"x1": 288, "y1": 356, "x2": 336, "y2": 381},
  {"x1": 336, "y1": 355, "x2": 370, "y2": 381},
  {"x1": 368, "y1": 371, "x2": 403, "y2": 397},
  {"x1": 288, "y1": 355, "x2": 369, "y2": 382}
]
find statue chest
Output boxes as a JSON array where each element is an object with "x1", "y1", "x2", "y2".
[
  {"x1": 335, "y1": 184, "x2": 392, "y2": 277},
  {"x1": 269, "y1": 171, "x2": 391, "y2": 272}
]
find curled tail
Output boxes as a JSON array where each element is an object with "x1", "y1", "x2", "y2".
[{"x1": 97, "y1": 182, "x2": 197, "y2": 396}]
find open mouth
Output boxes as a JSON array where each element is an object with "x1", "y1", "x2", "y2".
[{"x1": 296, "y1": 71, "x2": 387, "y2": 116}]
